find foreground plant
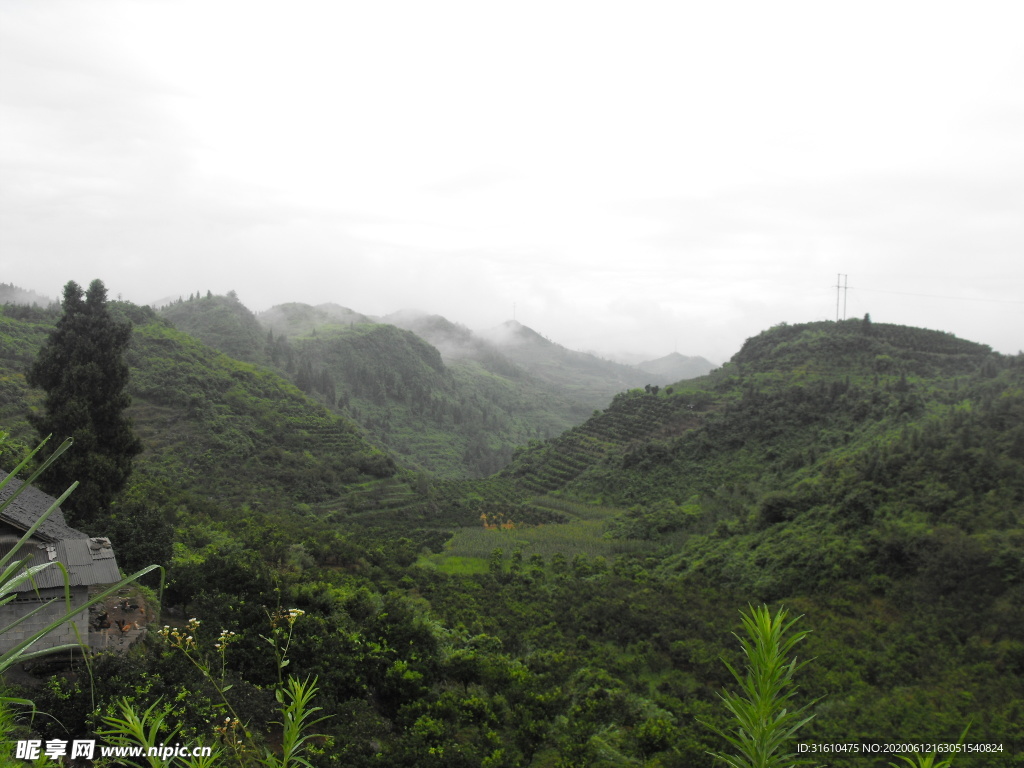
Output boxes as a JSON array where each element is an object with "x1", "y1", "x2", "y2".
[
  {"x1": 155, "y1": 618, "x2": 249, "y2": 763},
  {"x1": 700, "y1": 604, "x2": 817, "y2": 768},
  {"x1": 97, "y1": 679, "x2": 327, "y2": 768},
  {"x1": 262, "y1": 607, "x2": 305, "y2": 685},
  {"x1": 96, "y1": 698, "x2": 194, "y2": 768},
  {"x1": 262, "y1": 676, "x2": 328, "y2": 768},
  {"x1": 0, "y1": 433, "x2": 161, "y2": 762},
  {"x1": 887, "y1": 722, "x2": 972, "y2": 768},
  {"x1": 0, "y1": 434, "x2": 160, "y2": 674},
  {"x1": 100, "y1": 610, "x2": 328, "y2": 767}
]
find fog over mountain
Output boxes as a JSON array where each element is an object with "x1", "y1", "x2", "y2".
[
  {"x1": 2, "y1": 2, "x2": 1022, "y2": 362},
  {"x1": 637, "y1": 352, "x2": 716, "y2": 381},
  {"x1": 0, "y1": 284, "x2": 54, "y2": 308}
]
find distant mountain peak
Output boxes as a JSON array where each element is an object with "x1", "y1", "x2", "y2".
[
  {"x1": 481, "y1": 319, "x2": 551, "y2": 347},
  {"x1": 637, "y1": 352, "x2": 716, "y2": 380},
  {"x1": 384, "y1": 308, "x2": 431, "y2": 323},
  {"x1": 731, "y1": 319, "x2": 991, "y2": 370},
  {"x1": 384, "y1": 310, "x2": 476, "y2": 349},
  {"x1": 256, "y1": 302, "x2": 371, "y2": 338}
]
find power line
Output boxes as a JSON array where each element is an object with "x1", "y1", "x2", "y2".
[{"x1": 848, "y1": 286, "x2": 1024, "y2": 305}]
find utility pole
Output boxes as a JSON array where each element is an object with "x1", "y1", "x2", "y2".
[{"x1": 835, "y1": 274, "x2": 848, "y2": 321}]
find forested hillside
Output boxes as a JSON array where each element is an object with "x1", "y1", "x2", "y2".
[
  {"x1": 1, "y1": 302, "x2": 1022, "y2": 767},
  {"x1": 159, "y1": 290, "x2": 272, "y2": 366},
  {"x1": 1, "y1": 302, "x2": 394, "y2": 500},
  {"x1": 154, "y1": 295, "x2": 681, "y2": 478},
  {"x1": 0, "y1": 283, "x2": 53, "y2": 308},
  {"x1": 477, "y1": 319, "x2": 672, "y2": 401},
  {"x1": 427, "y1": 317, "x2": 1024, "y2": 764}
]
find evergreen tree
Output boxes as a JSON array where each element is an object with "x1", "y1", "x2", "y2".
[{"x1": 26, "y1": 279, "x2": 142, "y2": 526}]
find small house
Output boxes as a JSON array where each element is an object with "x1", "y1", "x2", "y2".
[{"x1": 0, "y1": 471, "x2": 122, "y2": 655}]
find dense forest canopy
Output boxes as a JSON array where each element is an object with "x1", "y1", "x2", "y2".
[{"x1": 0, "y1": 297, "x2": 1021, "y2": 766}]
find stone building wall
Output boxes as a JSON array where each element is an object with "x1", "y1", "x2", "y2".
[{"x1": 0, "y1": 587, "x2": 89, "y2": 655}]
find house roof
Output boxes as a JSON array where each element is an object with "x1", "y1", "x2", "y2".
[
  {"x1": 0, "y1": 471, "x2": 121, "y2": 590},
  {"x1": 0, "y1": 471, "x2": 88, "y2": 544},
  {"x1": 0, "y1": 537, "x2": 122, "y2": 590}
]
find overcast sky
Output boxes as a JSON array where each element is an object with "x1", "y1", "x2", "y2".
[{"x1": 2, "y1": 1, "x2": 1022, "y2": 363}]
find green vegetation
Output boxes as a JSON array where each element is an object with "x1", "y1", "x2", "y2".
[
  {"x1": 0, "y1": 297, "x2": 1021, "y2": 766},
  {"x1": 25, "y1": 280, "x2": 142, "y2": 525},
  {"x1": 158, "y1": 297, "x2": 681, "y2": 479},
  {"x1": 700, "y1": 605, "x2": 816, "y2": 768},
  {"x1": 0, "y1": 434, "x2": 159, "y2": 689},
  {"x1": 126, "y1": 317, "x2": 395, "y2": 506},
  {"x1": 159, "y1": 291, "x2": 272, "y2": 367},
  {"x1": 156, "y1": 297, "x2": 584, "y2": 478},
  {"x1": 258, "y1": 313, "x2": 585, "y2": 478}
]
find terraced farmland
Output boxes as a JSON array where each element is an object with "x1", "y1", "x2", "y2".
[{"x1": 502, "y1": 389, "x2": 705, "y2": 493}]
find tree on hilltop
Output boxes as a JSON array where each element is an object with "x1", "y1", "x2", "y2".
[{"x1": 26, "y1": 279, "x2": 142, "y2": 526}]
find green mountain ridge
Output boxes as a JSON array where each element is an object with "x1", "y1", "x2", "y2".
[
  {"x1": 382, "y1": 310, "x2": 528, "y2": 379},
  {"x1": 257, "y1": 306, "x2": 578, "y2": 477},
  {"x1": 423, "y1": 317, "x2": 1023, "y2": 761},
  {"x1": 152, "y1": 295, "x2": 692, "y2": 478},
  {"x1": 478, "y1": 319, "x2": 674, "y2": 395},
  {"x1": 499, "y1": 320, "x2": 1021, "y2": 550},
  {"x1": 260, "y1": 301, "x2": 373, "y2": 339},
  {"x1": 0, "y1": 301, "x2": 395, "y2": 508},
  {"x1": 471, "y1": 319, "x2": 1021, "y2": 670},
  {"x1": 159, "y1": 290, "x2": 271, "y2": 366}
]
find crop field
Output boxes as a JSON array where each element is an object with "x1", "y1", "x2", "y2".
[{"x1": 420, "y1": 495, "x2": 654, "y2": 570}]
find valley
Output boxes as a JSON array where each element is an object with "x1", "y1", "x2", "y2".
[{"x1": 0, "y1": 292, "x2": 1021, "y2": 767}]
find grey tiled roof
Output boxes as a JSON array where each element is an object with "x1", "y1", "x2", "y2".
[
  {"x1": 0, "y1": 471, "x2": 121, "y2": 590},
  {"x1": 0, "y1": 471, "x2": 87, "y2": 543}
]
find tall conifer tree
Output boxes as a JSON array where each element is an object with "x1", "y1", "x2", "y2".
[{"x1": 27, "y1": 279, "x2": 142, "y2": 526}]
